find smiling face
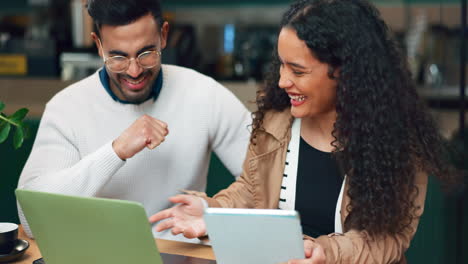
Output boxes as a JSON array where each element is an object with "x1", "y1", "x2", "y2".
[
  {"x1": 277, "y1": 27, "x2": 338, "y2": 120},
  {"x1": 92, "y1": 14, "x2": 168, "y2": 103}
]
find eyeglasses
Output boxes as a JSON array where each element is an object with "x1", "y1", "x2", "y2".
[{"x1": 98, "y1": 39, "x2": 161, "y2": 73}]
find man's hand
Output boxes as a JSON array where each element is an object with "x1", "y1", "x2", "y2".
[
  {"x1": 288, "y1": 239, "x2": 326, "y2": 264},
  {"x1": 149, "y1": 195, "x2": 207, "y2": 239},
  {"x1": 113, "y1": 115, "x2": 168, "y2": 160}
]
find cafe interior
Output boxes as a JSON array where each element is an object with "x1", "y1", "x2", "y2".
[{"x1": 0, "y1": 0, "x2": 467, "y2": 263}]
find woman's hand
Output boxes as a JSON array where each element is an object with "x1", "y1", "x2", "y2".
[
  {"x1": 288, "y1": 239, "x2": 326, "y2": 264},
  {"x1": 149, "y1": 194, "x2": 206, "y2": 238}
]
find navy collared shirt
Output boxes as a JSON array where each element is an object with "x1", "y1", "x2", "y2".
[{"x1": 98, "y1": 67, "x2": 163, "y2": 104}]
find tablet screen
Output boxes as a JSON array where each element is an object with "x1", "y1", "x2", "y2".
[{"x1": 204, "y1": 208, "x2": 304, "y2": 264}]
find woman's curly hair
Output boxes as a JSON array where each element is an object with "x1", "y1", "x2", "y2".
[{"x1": 253, "y1": 0, "x2": 460, "y2": 236}]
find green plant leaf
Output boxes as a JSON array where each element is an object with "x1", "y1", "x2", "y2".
[
  {"x1": 9, "y1": 108, "x2": 29, "y2": 123},
  {"x1": 0, "y1": 122, "x2": 11, "y2": 143},
  {"x1": 13, "y1": 125, "x2": 24, "y2": 149},
  {"x1": 0, "y1": 101, "x2": 5, "y2": 112},
  {"x1": 22, "y1": 123, "x2": 31, "y2": 139}
]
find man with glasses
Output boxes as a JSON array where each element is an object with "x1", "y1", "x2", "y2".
[{"x1": 17, "y1": 0, "x2": 251, "y2": 242}]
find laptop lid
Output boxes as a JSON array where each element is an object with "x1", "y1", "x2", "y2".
[
  {"x1": 16, "y1": 189, "x2": 214, "y2": 264},
  {"x1": 203, "y1": 208, "x2": 304, "y2": 264}
]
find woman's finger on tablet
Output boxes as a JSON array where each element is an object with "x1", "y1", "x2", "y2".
[{"x1": 304, "y1": 239, "x2": 314, "y2": 258}]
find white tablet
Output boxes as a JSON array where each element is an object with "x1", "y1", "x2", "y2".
[{"x1": 204, "y1": 208, "x2": 304, "y2": 264}]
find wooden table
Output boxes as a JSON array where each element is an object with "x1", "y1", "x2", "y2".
[{"x1": 13, "y1": 226, "x2": 215, "y2": 263}]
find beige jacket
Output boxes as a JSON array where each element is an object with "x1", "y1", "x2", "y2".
[{"x1": 190, "y1": 108, "x2": 428, "y2": 264}]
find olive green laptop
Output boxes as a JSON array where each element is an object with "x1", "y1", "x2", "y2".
[{"x1": 16, "y1": 189, "x2": 215, "y2": 264}]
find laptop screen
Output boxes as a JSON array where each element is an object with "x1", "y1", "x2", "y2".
[{"x1": 16, "y1": 189, "x2": 216, "y2": 264}]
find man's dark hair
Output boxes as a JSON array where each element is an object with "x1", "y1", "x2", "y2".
[{"x1": 86, "y1": 0, "x2": 163, "y2": 35}]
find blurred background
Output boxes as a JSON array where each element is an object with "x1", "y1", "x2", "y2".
[{"x1": 0, "y1": 0, "x2": 467, "y2": 263}]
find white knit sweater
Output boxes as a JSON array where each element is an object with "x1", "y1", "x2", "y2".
[{"x1": 17, "y1": 65, "x2": 251, "y2": 242}]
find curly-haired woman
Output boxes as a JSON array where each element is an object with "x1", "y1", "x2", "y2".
[{"x1": 150, "y1": 0, "x2": 460, "y2": 263}]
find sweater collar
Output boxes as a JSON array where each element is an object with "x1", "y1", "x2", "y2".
[{"x1": 98, "y1": 67, "x2": 163, "y2": 104}]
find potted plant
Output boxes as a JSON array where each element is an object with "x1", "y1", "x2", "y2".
[{"x1": 0, "y1": 101, "x2": 29, "y2": 149}]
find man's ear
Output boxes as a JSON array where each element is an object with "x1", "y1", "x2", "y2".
[
  {"x1": 91, "y1": 32, "x2": 103, "y2": 58},
  {"x1": 160, "y1": 21, "x2": 169, "y2": 50}
]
